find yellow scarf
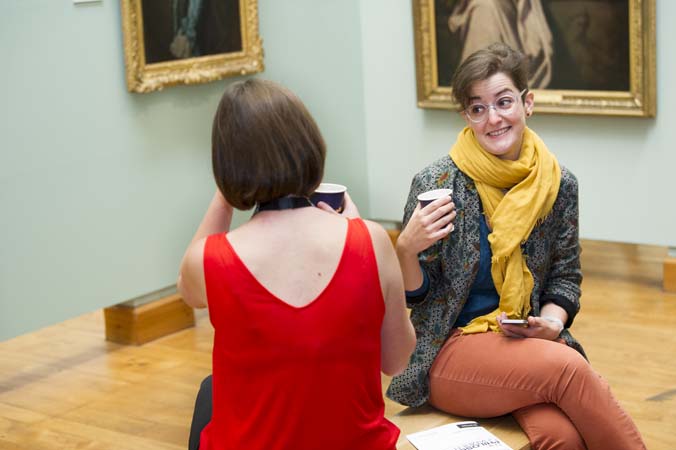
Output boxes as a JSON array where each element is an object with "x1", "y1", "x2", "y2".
[{"x1": 450, "y1": 126, "x2": 561, "y2": 334}]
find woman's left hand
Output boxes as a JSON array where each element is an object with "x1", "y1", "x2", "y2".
[{"x1": 497, "y1": 312, "x2": 563, "y2": 341}]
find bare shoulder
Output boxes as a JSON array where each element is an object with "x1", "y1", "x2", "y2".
[
  {"x1": 362, "y1": 219, "x2": 388, "y2": 244},
  {"x1": 362, "y1": 219, "x2": 396, "y2": 257},
  {"x1": 185, "y1": 237, "x2": 207, "y2": 269}
]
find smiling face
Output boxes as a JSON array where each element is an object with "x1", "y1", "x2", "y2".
[{"x1": 462, "y1": 72, "x2": 534, "y2": 161}]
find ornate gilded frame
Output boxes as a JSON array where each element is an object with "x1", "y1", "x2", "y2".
[
  {"x1": 412, "y1": 0, "x2": 656, "y2": 117},
  {"x1": 120, "y1": 0, "x2": 264, "y2": 93}
]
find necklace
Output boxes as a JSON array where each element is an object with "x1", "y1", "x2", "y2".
[{"x1": 256, "y1": 196, "x2": 313, "y2": 213}]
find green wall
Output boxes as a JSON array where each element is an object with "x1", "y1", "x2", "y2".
[
  {"x1": 0, "y1": 0, "x2": 368, "y2": 340},
  {"x1": 2, "y1": 0, "x2": 674, "y2": 341},
  {"x1": 360, "y1": 0, "x2": 675, "y2": 247}
]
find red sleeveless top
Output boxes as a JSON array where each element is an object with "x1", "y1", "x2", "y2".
[{"x1": 199, "y1": 218, "x2": 399, "y2": 450}]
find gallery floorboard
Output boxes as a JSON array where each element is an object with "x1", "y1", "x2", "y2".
[{"x1": 1, "y1": 239, "x2": 674, "y2": 449}]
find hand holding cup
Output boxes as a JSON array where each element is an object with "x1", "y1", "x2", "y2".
[{"x1": 396, "y1": 188, "x2": 456, "y2": 256}]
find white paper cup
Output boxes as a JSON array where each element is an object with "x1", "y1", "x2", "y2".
[{"x1": 417, "y1": 188, "x2": 453, "y2": 208}]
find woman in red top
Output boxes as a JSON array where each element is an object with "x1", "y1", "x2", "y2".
[{"x1": 178, "y1": 79, "x2": 416, "y2": 450}]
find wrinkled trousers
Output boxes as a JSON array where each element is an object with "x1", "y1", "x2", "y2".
[{"x1": 428, "y1": 330, "x2": 646, "y2": 450}]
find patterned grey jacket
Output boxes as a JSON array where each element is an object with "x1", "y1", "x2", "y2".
[{"x1": 386, "y1": 155, "x2": 586, "y2": 407}]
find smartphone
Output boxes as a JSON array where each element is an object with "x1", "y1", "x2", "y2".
[{"x1": 501, "y1": 319, "x2": 529, "y2": 326}]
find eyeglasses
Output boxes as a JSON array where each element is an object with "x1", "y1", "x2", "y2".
[{"x1": 463, "y1": 89, "x2": 528, "y2": 123}]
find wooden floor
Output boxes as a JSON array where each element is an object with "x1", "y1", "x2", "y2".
[{"x1": 1, "y1": 239, "x2": 675, "y2": 449}]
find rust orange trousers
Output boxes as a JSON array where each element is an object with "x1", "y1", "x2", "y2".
[{"x1": 428, "y1": 330, "x2": 646, "y2": 450}]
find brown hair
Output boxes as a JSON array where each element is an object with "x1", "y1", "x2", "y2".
[
  {"x1": 211, "y1": 79, "x2": 326, "y2": 210},
  {"x1": 451, "y1": 42, "x2": 529, "y2": 110}
]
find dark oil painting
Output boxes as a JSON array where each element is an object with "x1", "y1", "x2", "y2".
[
  {"x1": 141, "y1": 0, "x2": 243, "y2": 64},
  {"x1": 434, "y1": 0, "x2": 630, "y2": 91}
]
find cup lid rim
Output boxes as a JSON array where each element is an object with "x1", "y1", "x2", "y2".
[
  {"x1": 417, "y1": 188, "x2": 453, "y2": 200},
  {"x1": 314, "y1": 183, "x2": 347, "y2": 193}
]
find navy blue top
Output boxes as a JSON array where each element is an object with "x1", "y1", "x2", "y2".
[
  {"x1": 406, "y1": 215, "x2": 499, "y2": 327},
  {"x1": 454, "y1": 215, "x2": 499, "y2": 326}
]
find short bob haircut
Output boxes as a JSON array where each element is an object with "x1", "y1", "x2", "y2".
[
  {"x1": 212, "y1": 79, "x2": 326, "y2": 210},
  {"x1": 451, "y1": 42, "x2": 529, "y2": 110}
]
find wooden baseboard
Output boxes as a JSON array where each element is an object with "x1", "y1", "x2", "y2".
[
  {"x1": 664, "y1": 258, "x2": 676, "y2": 292},
  {"x1": 104, "y1": 294, "x2": 195, "y2": 345}
]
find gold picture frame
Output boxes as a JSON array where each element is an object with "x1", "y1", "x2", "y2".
[
  {"x1": 121, "y1": 0, "x2": 264, "y2": 93},
  {"x1": 413, "y1": 0, "x2": 656, "y2": 117}
]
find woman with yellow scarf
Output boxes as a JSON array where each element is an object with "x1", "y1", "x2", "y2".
[{"x1": 387, "y1": 43, "x2": 645, "y2": 450}]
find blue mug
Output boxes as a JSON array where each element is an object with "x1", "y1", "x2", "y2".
[{"x1": 311, "y1": 183, "x2": 347, "y2": 210}]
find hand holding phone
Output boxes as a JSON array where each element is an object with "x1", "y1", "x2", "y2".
[{"x1": 500, "y1": 319, "x2": 529, "y2": 326}]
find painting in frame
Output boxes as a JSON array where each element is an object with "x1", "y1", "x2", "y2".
[
  {"x1": 121, "y1": 0, "x2": 264, "y2": 93},
  {"x1": 413, "y1": 0, "x2": 656, "y2": 117}
]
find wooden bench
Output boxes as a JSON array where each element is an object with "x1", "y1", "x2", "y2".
[{"x1": 382, "y1": 376, "x2": 530, "y2": 450}]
